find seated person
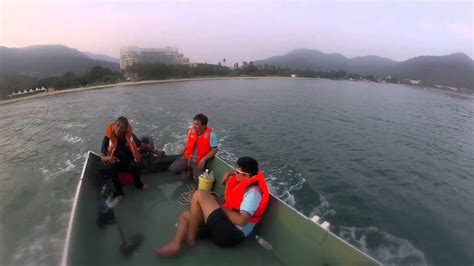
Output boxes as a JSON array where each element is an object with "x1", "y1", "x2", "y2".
[
  {"x1": 139, "y1": 135, "x2": 166, "y2": 156},
  {"x1": 100, "y1": 116, "x2": 150, "y2": 197},
  {"x1": 139, "y1": 135, "x2": 172, "y2": 173},
  {"x1": 168, "y1": 113, "x2": 218, "y2": 181},
  {"x1": 154, "y1": 156, "x2": 270, "y2": 257}
]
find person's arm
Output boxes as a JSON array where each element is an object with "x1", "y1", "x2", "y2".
[
  {"x1": 220, "y1": 171, "x2": 235, "y2": 186},
  {"x1": 223, "y1": 187, "x2": 262, "y2": 226},
  {"x1": 100, "y1": 136, "x2": 118, "y2": 164},
  {"x1": 198, "y1": 148, "x2": 218, "y2": 167},
  {"x1": 223, "y1": 208, "x2": 251, "y2": 226}
]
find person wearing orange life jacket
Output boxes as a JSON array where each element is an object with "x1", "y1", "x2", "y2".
[
  {"x1": 168, "y1": 114, "x2": 218, "y2": 181},
  {"x1": 155, "y1": 157, "x2": 269, "y2": 257},
  {"x1": 99, "y1": 116, "x2": 151, "y2": 197}
]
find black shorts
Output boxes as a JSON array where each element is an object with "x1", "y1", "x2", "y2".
[{"x1": 199, "y1": 208, "x2": 245, "y2": 248}]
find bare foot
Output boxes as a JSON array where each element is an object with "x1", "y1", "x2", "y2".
[
  {"x1": 142, "y1": 184, "x2": 150, "y2": 190},
  {"x1": 154, "y1": 241, "x2": 181, "y2": 257}
]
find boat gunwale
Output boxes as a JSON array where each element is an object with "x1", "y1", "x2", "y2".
[{"x1": 60, "y1": 151, "x2": 95, "y2": 266}]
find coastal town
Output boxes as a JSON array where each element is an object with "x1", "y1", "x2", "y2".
[{"x1": 2, "y1": 45, "x2": 473, "y2": 101}]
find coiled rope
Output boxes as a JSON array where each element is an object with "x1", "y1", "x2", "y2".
[{"x1": 177, "y1": 184, "x2": 221, "y2": 205}]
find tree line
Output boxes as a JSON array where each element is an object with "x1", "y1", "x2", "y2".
[
  {"x1": 1, "y1": 66, "x2": 122, "y2": 99},
  {"x1": 127, "y1": 61, "x2": 379, "y2": 81},
  {"x1": 1, "y1": 61, "x2": 412, "y2": 99}
]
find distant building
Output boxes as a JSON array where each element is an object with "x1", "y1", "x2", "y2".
[
  {"x1": 120, "y1": 47, "x2": 140, "y2": 71},
  {"x1": 120, "y1": 46, "x2": 190, "y2": 71}
]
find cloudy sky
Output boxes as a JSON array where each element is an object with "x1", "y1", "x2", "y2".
[{"x1": 1, "y1": 0, "x2": 472, "y2": 65}]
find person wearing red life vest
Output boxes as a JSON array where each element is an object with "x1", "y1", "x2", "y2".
[
  {"x1": 99, "y1": 116, "x2": 151, "y2": 197},
  {"x1": 168, "y1": 114, "x2": 218, "y2": 181},
  {"x1": 155, "y1": 157, "x2": 269, "y2": 257}
]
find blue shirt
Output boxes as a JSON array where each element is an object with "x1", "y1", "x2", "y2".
[{"x1": 237, "y1": 186, "x2": 262, "y2": 236}]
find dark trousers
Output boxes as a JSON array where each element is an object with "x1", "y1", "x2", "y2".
[{"x1": 100, "y1": 160, "x2": 143, "y2": 196}]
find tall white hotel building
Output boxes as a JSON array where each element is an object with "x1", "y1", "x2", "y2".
[{"x1": 120, "y1": 46, "x2": 190, "y2": 71}]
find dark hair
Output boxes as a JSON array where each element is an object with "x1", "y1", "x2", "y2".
[
  {"x1": 193, "y1": 113, "x2": 208, "y2": 126},
  {"x1": 236, "y1": 156, "x2": 259, "y2": 176},
  {"x1": 116, "y1": 116, "x2": 129, "y2": 127}
]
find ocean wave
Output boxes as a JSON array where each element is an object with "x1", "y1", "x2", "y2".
[
  {"x1": 308, "y1": 194, "x2": 337, "y2": 218},
  {"x1": 266, "y1": 163, "x2": 306, "y2": 206},
  {"x1": 163, "y1": 142, "x2": 183, "y2": 154},
  {"x1": 39, "y1": 160, "x2": 77, "y2": 182},
  {"x1": 62, "y1": 123, "x2": 87, "y2": 129},
  {"x1": 12, "y1": 215, "x2": 64, "y2": 266},
  {"x1": 62, "y1": 133, "x2": 84, "y2": 144},
  {"x1": 338, "y1": 226, "x2": 427, "y2": 265},
  {"x1": 216, "y1": 148, "x2": 238, "y2": 164}
]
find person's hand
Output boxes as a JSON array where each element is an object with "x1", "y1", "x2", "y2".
[
  {"x1": 101, "y1": 156, "x2": 118, "y2": 164},
  {"x1": 197, "y1": 160, "x2": 206, "y2": 170},
  {"x1": 153, "y1": 150, "x2": 166, "y2": 157},
  {"x1": 221, "y1": 171, "x2": 233, "y2": 186}
]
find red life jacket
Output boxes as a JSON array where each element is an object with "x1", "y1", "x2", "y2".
[
  {"x1": 223, "y1": 171, "x2": 270, "y2": 223},
  {"x1": 105, "y1": 123, "x2": 141, "y2": 163},
  {"x1": 183, "y1": 127, "x2": 213, "y2": 163}
]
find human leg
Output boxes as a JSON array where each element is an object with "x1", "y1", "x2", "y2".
[
  {"x1": 187, "y1": 190, "x2": 220, "y2": 245},
  {"x1": 129, "y1": 161, "x2": 148, "y2": 190},
  {"x1": 154, "y1": 211, "x2": 191, "y2": 257},
  {"x1": 168, "y1": 156, "x2": 189, "y2": 174},
  {"x1": 207, "y1": 209, "x2": 245, "y2": 248}
]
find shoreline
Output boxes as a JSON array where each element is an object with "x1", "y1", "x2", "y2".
[
  {"x1": 1, "y1": 76, "x2": 471, "y2": 107},
  {"x1": 0, "y1": 76, "x2": 294, "y2": 107}
]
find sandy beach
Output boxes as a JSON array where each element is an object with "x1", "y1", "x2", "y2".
[{"x1": 0, "y1": 76, "x2": 294, "y2": 107}]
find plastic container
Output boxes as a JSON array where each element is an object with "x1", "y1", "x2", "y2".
[
  {"x1": 255, "y1": 235, "x2": 273, "y2": 251},
  {"x1": 198, "y1": 169, "x2": 214, "y2": 191},
  {"x1": 208, "y1": 170, "x2": 214, "y2": 181}
]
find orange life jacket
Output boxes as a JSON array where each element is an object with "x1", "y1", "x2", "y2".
[
  {"x1": 223, "y1": 171, "x2": 270, "y2": 223},
  {"x1": 183, "y1": 127, "x2": 213, "y2": 163},
  {"x1": 105, "y1": 123, "x2": 140, "y2": 163}
]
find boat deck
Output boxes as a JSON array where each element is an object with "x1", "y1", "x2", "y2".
[{"x1": 67, "y1": 154, "x2": 284, "y2": 266}]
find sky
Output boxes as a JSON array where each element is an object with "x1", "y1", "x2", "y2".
[{"x1": 0, "y1": 0, "x2": 473, "y2": 65}]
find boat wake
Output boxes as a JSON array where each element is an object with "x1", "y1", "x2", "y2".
[
  {"x1": 12, "y1": 215, "x2": 66, "y2": 266},
  {"x1": 61, "y1": 123, "x2": 87, "y2": 129},
  {"x1": 39, "y1": 153, "x2": 86, "y2": 182},
  {"x1": 266, "y1": 163, "x2": 307, "y2": 207},
  {"x1": 62, "y1": 133, "x2": 84, "y2": 144},
  {"x1": 308, "y1": 194, "x2": 337, "y2": 218},
  {"x1": 337, "y1": 226, "x2": 427, "y2": 266}
]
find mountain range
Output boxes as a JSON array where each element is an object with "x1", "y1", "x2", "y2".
[
  {"x1": 0, "y1": 45, "x2": 472, "y2": 91},
  {"x1": 255, "y1": 49, "x2": 474, "y2": 90},
  {"x1": 0, "y1": 45, "x2": 119, "y2": 77}
]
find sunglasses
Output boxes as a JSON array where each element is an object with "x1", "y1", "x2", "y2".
[{"x1": 234, "y1": 167, "x2": 251, "y2": 177}]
